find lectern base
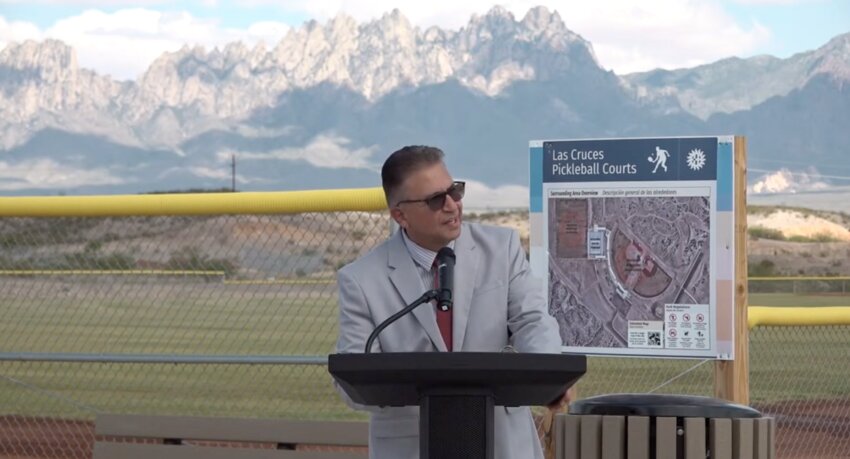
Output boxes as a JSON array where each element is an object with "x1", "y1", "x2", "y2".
[{"x1": 420, "y1": 389, "x2": 494, "y2": 459}]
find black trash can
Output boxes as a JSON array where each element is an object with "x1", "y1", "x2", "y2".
[{"x1": 558, "y1": 393, "x2": 774, "y2": 459}]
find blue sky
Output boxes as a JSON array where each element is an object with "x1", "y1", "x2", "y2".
[
  {"x1": 723, "y1": 0, "x2": 849, "y2": 58},
  {"x1": 1, "y1": 0, "x2": 848, "y2": 79}
]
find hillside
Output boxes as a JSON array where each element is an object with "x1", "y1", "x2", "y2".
[
  {"x1": 470, "y1": 205, "x2": 850, "y2": 276},
  {"x1": 1, "y1": 205, "x2": 848, "y2": 278},
  {"x1": 747, "y1": 206, "x2": 850, "y2": 242}
]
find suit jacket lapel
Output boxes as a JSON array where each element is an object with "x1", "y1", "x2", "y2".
[
  {"x1": 452, "y1": 224, "x2": 478, "y2": 351},
  {"x1": 387, "y1": 231, "x2": 447, "y2": 352}
]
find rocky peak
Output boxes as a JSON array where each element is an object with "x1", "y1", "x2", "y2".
[
  {"x1": 521, "y1": 6, "x2": 558, "y2": 32},
  {"x1": 481, "y1": 5, "x2": 516, "y2": 26},
  {"x1": 0, "y1": 39, "x2": 125, "y2": 146},
  {"x1": 422, "y1": 25, "x2": 450, "y2": 43},
  {"x1": 222, "y1": 42, "x2": 249, "y2": 62},
  {"x1": 818, "y1": 32, "x2": 850, "y2": 56},
  {"x1": 0, "y1": 39, "x2": 79, "y2": 84},
  {"x1": 377, "y1": 8, "x2": 410, "y2": 28},
  {"x1": 464, "y1": 6, "x2": 518, "y2": 41},
  {"x1": 0, "y1": 7, "x2": 621, "y2": 148},
  {"x1": 325, "y1": 13, "x2": 358, "y2": 38},
  {"x1": 809, "y1": 32, "x2": 850, "y2": 80},
  {"x1": 520, "y1": 6, "x2": 579, "y2": 51},
  {"x1": 622, "y1": 29, "x2": 850, "y2": 119},
  {"x1": 366, "y1": 8, "x2": 417, "y2": 48}
]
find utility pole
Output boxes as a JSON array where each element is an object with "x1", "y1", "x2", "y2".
[{"x1": 231, "y1": 154, "x2": 236, "y2": 192}]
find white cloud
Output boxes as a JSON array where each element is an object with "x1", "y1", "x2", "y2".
[
  {"x1": 749, "y1": 168, "x2": 830, "y2": 194},
  {"x1": 243, "y1": 20, "x2": 289, "y2": 40},
  {"x1": 0, "y1": 8, "x2": 289, "y2": 80},
  {"x1": 187, "y1": 165, "x2": 253, "y2": 183},
  {"x1": 0, "y1": 159, "x2": 125, "y2": 190},
  {"x1": 461, "y1": 180, "x2": 528, "y2": 209},
  {"x1": 0, "y1": 16, "x2": 42, "y2": 49},
  {"x1": 223, "y1": 134, "x2": 379, "y2": 170}
]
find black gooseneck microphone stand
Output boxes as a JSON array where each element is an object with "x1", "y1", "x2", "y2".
[{"x1": 364, "y1": 289, "x2": 438, "y2": 354}]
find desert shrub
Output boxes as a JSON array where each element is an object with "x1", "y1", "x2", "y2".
[
  {"x1": 748, "y1": 259, "x2": 777, "y2": 277},
  {"x1": 84, "y1": 241, "x2": 102, "y2": 253},
  {"x1": 748, "y1": 226, "x2": 785, "y2": 240},
  {"x1": 166, "y1": 246, "x2": 238, "y2": 275},
  {"x1": 807, "y1": 232, "x2": 840, "y2": 243}
]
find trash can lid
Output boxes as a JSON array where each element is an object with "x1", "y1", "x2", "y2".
[{"x1": 569, "y1": 393, "x2": 761, "y2": 419}]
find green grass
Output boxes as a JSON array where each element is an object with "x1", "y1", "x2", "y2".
[
  {"x1": 1, "y1": 285, "x2": 848, "y2": 421},
  {"x1": 0, "y1": 280, "x2": 354, "y2": 420},
  {"x1": 0, "y1": 285, "x2": 339, "y2": 355}
]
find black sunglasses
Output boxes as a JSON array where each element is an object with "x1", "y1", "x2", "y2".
[{"x1": 396, "y1": 181, "x2": 465, "y2": 211}]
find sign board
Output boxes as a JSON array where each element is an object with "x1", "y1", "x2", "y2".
[{"x1": 529, "y1": 137, "x2": 736, "y2": 359}]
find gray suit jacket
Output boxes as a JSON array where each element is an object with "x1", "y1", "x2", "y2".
[{"x1": 335, "y1": 222, "x2": 562, "y2": 459}]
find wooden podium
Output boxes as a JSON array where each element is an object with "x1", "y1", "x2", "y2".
[{"x1": 329, "y1": 352, "x2": 586, "y2": 459}]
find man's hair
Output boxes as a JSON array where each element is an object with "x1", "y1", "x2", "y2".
[{"x1": 381, "y1": 145, "x2": 445, "y2": 206}]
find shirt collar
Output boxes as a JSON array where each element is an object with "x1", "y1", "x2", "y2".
[{"x1": 400, "y1": 229, "x2": 455, "y2": 270}]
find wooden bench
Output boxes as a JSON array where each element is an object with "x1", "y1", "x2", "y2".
[{"x1": 94, "y1": 414, "x2": 368, "y2": 459}]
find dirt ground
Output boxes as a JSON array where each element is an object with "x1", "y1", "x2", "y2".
[
  {"x1": 2, "y1": 400, "x2": 849, "y2": 458},
  {"x1": 0, "y1": 416, "x2": 93, "y2": 459}
]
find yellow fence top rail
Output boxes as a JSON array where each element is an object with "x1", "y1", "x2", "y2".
[
  {"x1": 749, "y1": 306, "x2": 850, "y2": 328},
  {"x1": 0, "y1": 270, "x2": 224, "y2": 276},
  {"x1": 0, "y1": 188, "x2": 388, "y2": 217},
  {"x1": 749, "y1": 276, "x2": 850, "y2": 281}
]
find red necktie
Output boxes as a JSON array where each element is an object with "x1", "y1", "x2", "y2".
[{"x1": 432, "y1": 258, "x2": 452, "y2": 351}]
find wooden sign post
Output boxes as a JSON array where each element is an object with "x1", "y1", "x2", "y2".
[{"x1": 715, "y1": 136, "x2": 749, "y2": 404}]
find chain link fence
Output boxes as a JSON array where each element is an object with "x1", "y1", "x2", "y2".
[
  {"x1": 1, "y1": 212, "x2": 849, "y2": 458},
  {"x1": 750, "y1": 325, "x2": 850, "y2": 457}
]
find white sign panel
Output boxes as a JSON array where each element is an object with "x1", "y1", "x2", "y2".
[{"x1": 530, "y1": 137, "x2": 736, "y2": 359}]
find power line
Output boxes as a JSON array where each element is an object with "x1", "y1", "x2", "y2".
[{"x1": 231, "y1": 154, "x2": 236, "y2": 192}]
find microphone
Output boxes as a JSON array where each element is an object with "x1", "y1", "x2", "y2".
[
  {"x1": 362, "y1": 246, "x2": 456, "y2": 354},
  {"x1": 365, "y1": 289, "x2": 438, "y2": 353},
  {"x1": 435, "y1": 247, "x2": 455, "y2": 312}
]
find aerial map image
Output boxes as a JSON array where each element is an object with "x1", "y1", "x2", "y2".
[{"x1": 547, "y1": 195, "x2": 711, "y2": 349}]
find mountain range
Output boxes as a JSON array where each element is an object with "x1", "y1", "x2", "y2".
[{"x1": 0, "y1": 6, "x2": 848, "y2": 205}]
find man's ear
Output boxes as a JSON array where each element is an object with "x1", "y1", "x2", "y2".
[{"x1": 390, "y1": 207, "x2": 408, "y2": 229}]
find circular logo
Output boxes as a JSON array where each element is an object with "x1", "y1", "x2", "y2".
[{"x1": 686, "y1": 149, "x2": 706, "y2": 171}]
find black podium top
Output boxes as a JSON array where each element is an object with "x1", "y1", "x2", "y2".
[{"x1": 329, "y1": 352, "x2": 585, "y2": 407}]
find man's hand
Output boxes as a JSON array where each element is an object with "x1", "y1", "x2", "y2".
[{"x1": 546, "y1": 385, "x2": 576, "y2": 412}]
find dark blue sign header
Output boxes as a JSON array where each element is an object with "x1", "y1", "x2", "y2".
[{"x1": 542, "y1": 137, "x2": 717, "y2": 182}]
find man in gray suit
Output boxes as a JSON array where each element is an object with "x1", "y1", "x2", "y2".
[{"x1": 335, "y1": 145, "x2": 566, "y2": 459}]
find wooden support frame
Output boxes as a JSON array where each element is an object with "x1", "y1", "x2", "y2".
[{"x1": 715, "y1": 136, "x2": 749, "y2": 405}]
